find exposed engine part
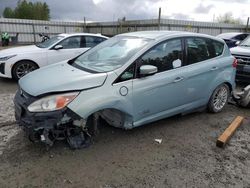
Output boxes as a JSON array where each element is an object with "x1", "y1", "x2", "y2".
[
  {"x1": 41, "y1": 129, "x2": 54, "y2": 147},
  {"x1": 73, "y1": 119, "x2": 87, "y2": 128},
  {"x1": 232, "y1": 85, "x2": 250, "y2": 108},
  {"x1": 66, "y1": 127, "x2": 92, "y2": 149},
  {"x1": 22, "y1": 115, "x2": 93, "y2": 149},
  {"x1": 14, "y1": 87, "x2": 99, "y2": 149}
]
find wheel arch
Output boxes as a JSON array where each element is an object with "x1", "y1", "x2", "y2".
[
  {"x1": 85, "y1": 107, "x2": 134, "y2": 129},
  {"x1": 208, "y1": 81, "x2": 232, "y2": 100},
  {"x1": 11, "y1": 59, "x2": 40, "y2": 78},
  {"x1": 207, "y1": 82, "x2": 231, "y2": 113},
  {"x1": 224, "y1": 82, "x2": 233, "y2": 92}
]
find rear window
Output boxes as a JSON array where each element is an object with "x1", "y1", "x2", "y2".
[
  {"x1": 234, "y1": 34, "x2": 248, "y2": 41},
  {"x1": 217, "y1": 33, "x2": 239, "y2": 39},
  {"x1": 84, "y1": 36, "x2": 107, "y2": 48},
  {"x1": 186, "y1": 38, "x2": 224, "y2": 65}
]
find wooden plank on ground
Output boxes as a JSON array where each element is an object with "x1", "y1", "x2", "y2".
[{"x1": 216, "y1": 116, "x2": 244, "y2": 148}]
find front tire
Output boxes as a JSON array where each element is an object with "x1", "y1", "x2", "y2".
[
  {"x1": 12, "y1": 61, "x2": 38, "y2": 81},
  {"x1": 208, "y1": 84, "x2": 230, "y2": 113}
]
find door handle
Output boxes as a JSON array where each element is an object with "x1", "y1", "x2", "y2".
[
  {"x1": 173, "y1": 77, "x2": 184, "y2": 83},
  {"x1": 211, "y1": 67, "x2": 219, "y2": 71}
]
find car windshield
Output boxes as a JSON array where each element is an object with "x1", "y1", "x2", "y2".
[
  {"x1": 239, "y1": 36, "x2": 250, "y2": 47},
  {"x1": 72, "y1": 36, "x2": 152, "y2": 72},
  {"x1": 36, "y1": 36, "x2": 64, "y2": 48}
]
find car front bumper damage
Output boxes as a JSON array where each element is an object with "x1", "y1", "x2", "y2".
[{"x1": 14, "y1": 88, "x2": 92, "y2": 149}]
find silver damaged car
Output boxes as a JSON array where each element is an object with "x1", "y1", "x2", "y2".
[{"x1": 14, "y1": 31, "x2": 236, "y2": 149}]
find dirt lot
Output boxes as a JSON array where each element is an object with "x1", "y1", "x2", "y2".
[{"x1": 0, "y1": 77, "x2": 249, "y2": 188}]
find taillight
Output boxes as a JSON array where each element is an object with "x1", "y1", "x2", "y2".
[{"x1": 232, "y1": 58, "x2": 238, "y2": 68}]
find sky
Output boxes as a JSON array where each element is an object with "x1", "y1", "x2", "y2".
[{"x1": 0, "y1": 0, "x2": 249, "y2": 23}]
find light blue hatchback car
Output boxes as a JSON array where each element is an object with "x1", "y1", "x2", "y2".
[{"x1": 14, "y1": 31, "x2": 236, "y2": 148}]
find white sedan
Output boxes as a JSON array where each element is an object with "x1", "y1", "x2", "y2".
[{"x1": 0, "y1": 33, "x2": 108, "y2": 80}]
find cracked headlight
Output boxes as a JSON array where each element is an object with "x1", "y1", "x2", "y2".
[
  {"x1": 28, "y1": 92, "x2": 79, "y2": 112},
  {"x1": 0, "y1": 55, "x2": 17, "y2": 61}
]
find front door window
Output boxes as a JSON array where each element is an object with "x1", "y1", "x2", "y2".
[
  {"x1": 58, "y1": 36, "x2": 81, "y2": 49},
  {"x1": 138, "y1": 38, "x2": 183, "y2": 74}
]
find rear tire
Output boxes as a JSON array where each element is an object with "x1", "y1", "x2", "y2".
[
  {"x1": 12, "y1": 61, "x2": 38, "y2": 81},
  {"x1": 208, "y1": 84, "x2": 230, "y2": 113}
]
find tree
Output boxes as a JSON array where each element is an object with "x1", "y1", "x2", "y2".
[
  {"x1": 14, "y1": 0, "x2": 33, "y2": 19},
  {"x1": 3, "y1": 7, "x2": 15, "y2": 18},
  {"x1": 216, "y1": 12, "x2": 243, "y2": 24},
  {"x1": 2, "y1": 0, "x2": 50, "y2": 20},
  {"x1": 32, "y1": 2, "x2": 50, "y2": 20}
]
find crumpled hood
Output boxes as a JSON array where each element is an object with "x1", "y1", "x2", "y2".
[
  {"x1": 230, "y1": 46, "x2": 250, "y2": 56},
  {"x1": 0, "y1": 45, "x2": 42, "y2": 57},
  {"x1": 19, "y1": 61, "x2": 107, "y2": 96}
]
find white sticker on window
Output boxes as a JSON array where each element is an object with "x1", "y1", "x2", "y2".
[{"x1": 173, "y1": 59, "x2": 182, "y2": 68}]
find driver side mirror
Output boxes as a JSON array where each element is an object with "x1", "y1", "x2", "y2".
[
  {"x1": 235, "y1": 41, "x2": 240, "y2": 46},
  {"x1": 54, "y1": 45, "x2": 63, "y2": 50},
  {"x1": 139, "y1": 65, "x2": 158, "y2": 77}
]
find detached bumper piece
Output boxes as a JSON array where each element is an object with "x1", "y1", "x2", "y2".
[
  {"x1": 14, "y1": 88, "x2": 91, "y2": 149},
  {"x1": 232, "y1": 85, "x2": 250, "y2": 108}
]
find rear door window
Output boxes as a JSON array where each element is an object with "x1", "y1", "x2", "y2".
[
  {"x1": 186, "y1": 37, "x2": 224, "y2": 65},
  {"x1": 212, "y1": 40, "x2": 224, "y2": 57},
  {"x1": 84, "y1": 36, "x2": 107, "y2": 48}
]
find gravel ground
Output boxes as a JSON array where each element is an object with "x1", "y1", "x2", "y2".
[
  {"x1": 0, "y1": 78, "x2": 18, "y2": 157},
  {"x1": 0, "y1": 78, "x2": 249, "y2": 187}
]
